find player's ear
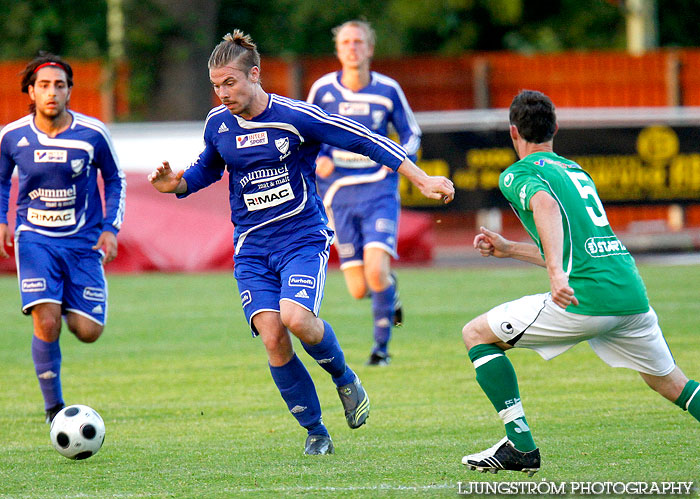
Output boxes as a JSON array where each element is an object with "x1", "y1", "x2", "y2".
[
  {"x1": 509, "y1": 124, "x2": 519, "y2": 141},
  {"x1": 28, "y1": 85, "x2": 36, "y2": 102},
  {"x1": 553, "y1": 122, "x2": 559, "y2": 137},
  {"x1": 249, "y1": 66, "x2": 260, "y2": 84}
]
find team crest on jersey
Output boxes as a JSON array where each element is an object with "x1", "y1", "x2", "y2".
[
  {"x1": 275, "y1": 137, "x2": 289, "y2": 155},
  {"x1": 236, "y1": 131, "x2": 268, "y2": 148},
  {"x1": 71, "y1": 159, "x2": 85, "y2": 176},
  {"x1": 503, "y1": 173, "x2": 514, "y2": 187},
  {"x1": 34, "y1": 150, "x2": 67, "y2": 163},
  {"x1": 339, "y1": 102, "x2": 370, "y2": 116}
]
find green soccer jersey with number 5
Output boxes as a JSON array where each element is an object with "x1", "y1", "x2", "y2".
[{"x1": 499, "y1": 151, "x2": 649, "y2": 316}]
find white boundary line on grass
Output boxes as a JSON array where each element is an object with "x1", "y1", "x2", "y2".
[{"x1": 235, "y1": 483, "x2": 456, "y2": 493}]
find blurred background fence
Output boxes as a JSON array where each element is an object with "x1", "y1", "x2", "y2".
[
  {"x1": 3, "y1": 46, "x2": 700, "y2": 272},
  {"x1": 3, "y1": 49, "x2": 700, "y2": 124}
]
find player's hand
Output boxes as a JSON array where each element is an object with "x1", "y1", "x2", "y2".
[
  {"x1": 473, "y1": 226, "x2": 511, "y2": 258},
  {"x1": 315, "y1": 156, "x2": 335, "y2": 178},
  {"x1": 0, "y1": 223, "x2": 12, "y2": 259},
  {"x1": 148, "y1": 161, "x2": 186, "y2": 193},
  {"x1": 419, "y1": 175, "x2": 455, "y2": 204},
  {"x1": 549, "y1": 270, "x2": 579, "y2": 309},
  {"x1": 93, "y1": 231, "x2": 118, "y2": 264}
]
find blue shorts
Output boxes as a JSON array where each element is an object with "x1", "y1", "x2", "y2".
[
  {"x1": 330, "y1": 194, "x2": 400, "y2": 270},
  {"x1": 16, "y1": 240, "x2": 107, "y2": 325},
  {"x1": 234, "y1": 230, "x2": 333, "y2": 336}
]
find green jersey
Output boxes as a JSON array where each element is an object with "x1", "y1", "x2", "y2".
[{"x1": 499, "y1": 151, "x2": 649, "y2": 316}]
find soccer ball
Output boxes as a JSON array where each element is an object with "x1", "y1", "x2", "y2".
[{"x1": 49, "y1": 405, "x2": 105, "y2": 460}]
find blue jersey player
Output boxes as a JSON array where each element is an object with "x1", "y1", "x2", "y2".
[
  {"x1": 0, "y1": 53, "x2": 126, "y2": 423},
  {"x1": 148, "y1": 30, "x2": 454, "y2": 455},
  {"x1": 307, "y1": 20, "x2": 422, "y2": 366}
]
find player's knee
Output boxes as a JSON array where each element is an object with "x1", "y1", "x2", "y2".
[
  {"x1": 34, "y1": 315, "x2": 61, "y2": 340},
  {"x1": 364, "y1": 265, "x2": 389, "y2": 292},
  {"x1": 261, "y1": 332, "x2": 292, "y2": 357},
  {"x1": 347, "y1": 285, "x2": 367, "y2": 300},
  {"x1": 280, "y1": 309, "x2": 307, "y2": 336},
  {"x1": 73, "y1": 324, "x2": 103, "y2": 343},
  {"x1": 461, "y1": 321, "x2": 481, "y2": 350}
]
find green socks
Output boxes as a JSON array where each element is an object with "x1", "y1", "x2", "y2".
[
  {"x1": 674, "y1": 379, "x2": 700, "y2": 421},
  {"x1": 468, "y1": 344, "x2": 536, "y2": 453}
]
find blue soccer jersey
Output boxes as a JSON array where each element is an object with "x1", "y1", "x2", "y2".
[
  {"x1": 0, "y1": 111, "x2": 126, "y2": 247},
  {"x1": 178, "y1": 93, "x2": 407, "y2": 256},
  {"x1": 306, "y1": 71, "x2": 421, "y2": 206}
]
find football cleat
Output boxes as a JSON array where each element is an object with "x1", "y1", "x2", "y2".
[
  {"x1": 366, "y1": 351, "x2": 391, "y2": 366},
  {"x1": 462, "y1": 437, "x2": 540, "y2": 477},
  {"x1": 390, "y1": 272, "x2": 403, "y2": 326},
  {"x1": 304, "y1": 434, "x2": 334, "y2": 455},
  {"x1": 336, "y1": 375, "x2": 370, "y2": 429},
  {"x1": 45, "y1": 403, "x2": 65, "y2": 424}
]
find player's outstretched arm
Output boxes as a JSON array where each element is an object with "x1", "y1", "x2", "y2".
[
  {"x1": 148, "y1": 161, "x2": 188, "y2": 194},
  {"x1": 0, "y1": 223, "x2": 12, "y2": 259},
  {"x1": 473, "y1": 226, "x2": 545, "y2": 265},
  {"x1": 396, "y1": 158, "x2": 454, "y2": 203}
]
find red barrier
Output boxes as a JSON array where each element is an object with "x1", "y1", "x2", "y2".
[{"x1": 0, "y1": 173, "x2": 434, "y2": 274}]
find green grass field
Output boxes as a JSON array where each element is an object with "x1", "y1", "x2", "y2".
[{"x1": 0, "y1": 263, "x2": 699, "y2": 497}]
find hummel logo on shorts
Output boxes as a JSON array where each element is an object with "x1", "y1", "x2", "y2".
[{"x1": 295, "y1": 289, "x2": 310, "y2": 299}]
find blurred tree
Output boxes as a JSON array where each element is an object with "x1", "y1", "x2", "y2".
[
  {"x1": 2, "y1": 0, "x2": 698, "y2": 120},
  {"x1": 0, "y1": 0, "x2": 107, "y2": 57}
]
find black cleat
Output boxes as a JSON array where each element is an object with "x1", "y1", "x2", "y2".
[
  {"x1": 45, "y1": 403, "x2": 65, "y2": 424},
  {"x1": 462, "y1": 437, "x2": 540, "y2": 477},
  {"x1": 390, "y1": 272, "x2": 403, "y2": 326},
  {"x1": 366, "y1": 351, "x2": 391, "y2": 366},
  {"x1": 336, "y1": 375, "x2": 370, "y2": 429},
  {"x1": 304, "y1": 434, "x2": 334, "y2": 455}
]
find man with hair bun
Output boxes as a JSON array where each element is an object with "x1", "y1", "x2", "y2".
[
  {"x1": 149, "y1": 29, "x2": 454, "y2": 455},
  {"x1": 0, "y1": 52, "x2": 126, "y2": 423}
]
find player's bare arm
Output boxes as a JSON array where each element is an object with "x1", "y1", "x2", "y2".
[
  {"x1": 396, "y1": 158, "x2": 454, "y2": 203},
  {"x1": 93, "y1": 231, "x2": 118, "y2": 264},
  {"x1": 0, "y1": 223, "x2": 12, "y2": 258},
  {"x1": 148, "y1": 161, "x2": 188, "y2": 194},
  {"x1": 530, "y1": 191, "x2": 578, "y2": 308},
  {"x1": 473, "y1": 226, "x2": 545, "y2": 265},
  {"x1": 314, "y1": 156, "x2": 335, "y2": 179}
]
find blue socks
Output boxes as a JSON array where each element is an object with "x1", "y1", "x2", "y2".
[
  {"x1": 371, "y1": 284, "x2": 395, "y2": 355},
  {"x1": 301, "y1": 320, "x2": 355, "y2": 387},
  {"x1": 31, "y1": 336, "x2": 63, "y2": 411},
  {"x1": 269, "y1": 354, "x2": 327, "y2": 436}
]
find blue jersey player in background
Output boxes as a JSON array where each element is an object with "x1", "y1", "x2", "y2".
[
  {"x1": 148, "y1": 30, "x2": 454, "y2": 455},
  {"x1": 307, "y1": 20, "x2": 422, "y2": 366},
  {"x1": 0, "y1": 53, "x2": 126, "y2": 423}
]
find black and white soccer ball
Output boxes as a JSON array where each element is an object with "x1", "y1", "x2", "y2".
[{"x1": 49, "y1": 405, "x2": 105, "y2": 460}]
